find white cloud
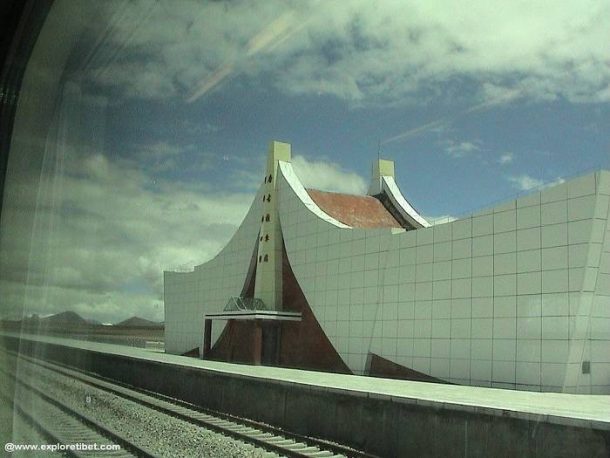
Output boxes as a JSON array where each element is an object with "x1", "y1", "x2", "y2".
[
  {"x1": 508, "y1": 174, "x2": 565, "y2": 191},
  {"x1": 545, "y1": 177, "x2": 566, "y2": 189},
  {"x1": 75, "y1": 0, "x2": 610, "y2": 106},
  {"x1": 499, "y1": 153, "x2": 514, "y2": 165},
  {"x1": 0, "y1": 151, "x2": 254, "y2": 323},
  {"x1": 508, "y1": 174, "x2": 544, "y2": 191},
  {"x1": 0, "y1": 146, "x2": 367, "y2": 323},
  {"x1": 291, "y1": 154, "x2": 367, "y2": 195},
  {"x1": 138, "y1": 141, "x2": 183, "y2": 160},
  {"x1": 444, "y1": 140, "x2": 481, "y2": 158}
]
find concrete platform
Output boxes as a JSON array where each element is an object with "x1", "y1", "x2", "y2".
[{"x1": 2, "y1": 332, "x2": 609, "y2": 457}]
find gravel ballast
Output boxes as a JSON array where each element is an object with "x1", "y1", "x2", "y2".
[{"x1": 10, "y1": 357, "x2": 277, "y2": 457}]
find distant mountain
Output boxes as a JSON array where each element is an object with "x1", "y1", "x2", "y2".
[
  {"x1": 43, "y1": 311, "x2": 88, "y2": 325},
  {"x1": 115, "y1": 316, "x2": 163, "y2": 328},
  {"x1": 85, "y1": 318, "x2": 102, "y2": 325},
  {"x1": 1, "y1": 311, "x2": 162, "y2": 329}
]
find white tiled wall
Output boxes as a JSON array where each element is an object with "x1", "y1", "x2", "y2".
[
  {"x1": 164, "y1": 185, "x2": 264, "y2": 354},
  {"x1": 279, "y1": 165, "x2": 610, "y2": 393},
  {"x1": 165, "y1": 163, "x2": 610, "y2": 394}
]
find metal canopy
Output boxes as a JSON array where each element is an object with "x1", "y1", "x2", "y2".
[
  {"x1": 204, "y1": 310, "x2": 301, "y2": 321},
  {"x1": 224, "y1": 296, "x2": 268, "y2": 312}
]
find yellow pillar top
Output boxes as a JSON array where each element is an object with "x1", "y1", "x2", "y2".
[
  {"x1": 268, "y1": 140, "x2": 291, "y2": 163},
  {"x1": 368, "y1": 158, "x2": 395, "y2": 195},
  {"x1": 373, "y1": 158, "x2": 395, "y2": 178}
]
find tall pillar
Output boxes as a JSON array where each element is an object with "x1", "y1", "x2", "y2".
[
  {"x1": 254, "y1": 141, "x2": 290, "y2": 310},
  {"x1": 367, "y1": 158, "x2": 395, "y2": 196}
]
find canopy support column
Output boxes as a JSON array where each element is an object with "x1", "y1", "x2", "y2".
[{"x1": 202, "y1": 318, "x2": 212, "y2": 359}]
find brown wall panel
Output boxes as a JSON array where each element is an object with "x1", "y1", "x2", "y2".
[{"x1": 208, "y1": 239, "x2": 350, "y2": 373}]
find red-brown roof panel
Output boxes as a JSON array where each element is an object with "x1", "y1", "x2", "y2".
[{"x1": 306, "y1": 189, "x2": 403, "y2": 229}]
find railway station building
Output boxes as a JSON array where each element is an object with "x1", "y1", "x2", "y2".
[{"x1": 164, "y1": 141, "x2": 610, "y2": 394}]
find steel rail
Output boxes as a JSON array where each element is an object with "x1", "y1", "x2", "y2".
[
  {"x1": 4, "y1": 349, "x2": 377, "y2": 458},
  {"x1": 0, "y1": 367, "x2": 149, "y2": 457}
]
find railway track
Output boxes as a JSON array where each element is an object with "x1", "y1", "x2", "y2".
[
  {"x1": 0, "y1": 370, "x2": 146, "y2": 457},
  {"x1": 1, "y1": 349, "x2": 375, "y2": 458}
]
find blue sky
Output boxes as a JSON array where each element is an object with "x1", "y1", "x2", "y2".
[
  {"x1": 89, "y1": 0, "x2": 609, "y2": 217},
  {"x1": 106, "y1": 86, "x2": 609, "y2": 216},
  {"x1": 1, "y1": 0, "x2": 609, "y2": 323}
]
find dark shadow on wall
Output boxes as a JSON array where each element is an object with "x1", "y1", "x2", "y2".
[
  {"x1": 207, "y1": 239, "x2": 351, "y2": 374},
  {"x1": 203, "y1": 236, "x2": 452, "y2": 384},
  {"x1": 367, "y1": 353, "x2": 451, "y2": 384},
  {"x1": 277, "y1": 239, "x2": 351, "y2": 373}
]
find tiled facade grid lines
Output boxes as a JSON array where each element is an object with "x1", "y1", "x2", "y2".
[
  {"x1": 586, "y1": 191, "x2": 610, "y2": 391},
  {"x1": 169, "y1": 162, "x2": 609, "y2": 392},
  {"x1": 512, "y1": 205, "x2": 518, "y2": 388},
  {"x1": 538, "y1": 203, "x2": 543, "y2": 390}
]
